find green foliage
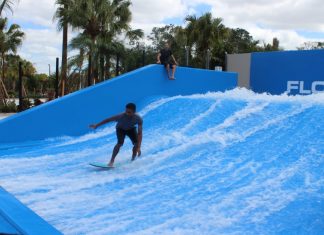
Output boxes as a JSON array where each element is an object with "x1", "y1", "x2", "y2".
[
  {"x1": 226, "y1": 28, "x2": 260, "y2": 53},
  {"x1": 33, "y1": 98, "x2": 43, "y2": 106},
  {"x1": 0, "y1": 0, "x2": 18, "y2": 16},
  {"x1": 146, "y1": 13, "x2": 282, "y2": 69},
  {"x1": 122, "y1": 46, "x2": 145, "y2": 72},
  {"x1": 0, "y1": 100, "x2": 16, "y2": 112},
  {"x1": 0, "y1": 17, "x2": 25, "y2": 56},
  {"x1": 1, "y1": 54, "x2": 45, "y2": 97},
  {"x1": 55, "y1": 0, "x2": 143, "y2": 89},
  {"x1": 17, "y1": 98, "x2": 31, "y2": 111},
  {"x1": 148, "y1": 24, "x2": 187, "y2": 65},
  {"x1": 0, "y1": 7, "x2": 293, "y2": 102},
  {"x1": 297, "y1": 41, "x2": 324, "y2": 50},
  {"x1": 0, "y1": 17, "x2": 26, "y2": 101},
  {"x1": 60, "y1": 8, "x2": 286, "y2": 90}
]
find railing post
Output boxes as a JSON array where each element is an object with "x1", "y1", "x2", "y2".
[
  {"x1": 206, "y1": 49, "x2": 211, "y2": 69},
  {"x1": 116, "y1": 54, "x2": 120, "y2": 76},
  {"x1": 55, "y1": 58, "x2": 59, "y2": 98},
  {"x1": 87, "y1": 54, "x2": 92, "y2": 86},
  {"x1": 142, "y1": 49, "x2": 145, "y2": 67},
  {"x1": 18, "y1": 62, "x2": 23, "y2": 111},
  {"x1": 185, "y1": 46, "x2": 189, "y2": 67}
]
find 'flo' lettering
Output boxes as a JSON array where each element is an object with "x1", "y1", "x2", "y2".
[{"x1": 287, "y1": 81, "x2": 324, "y2": 94}]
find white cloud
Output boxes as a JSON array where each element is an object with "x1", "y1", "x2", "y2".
[
  {"x1": 12, "y1": 0, "x2": 56, "y2": 28},
  {"x1": 7, "y1": 0, "x2": 59, "y2": 73},
  {"x1": 194, "y1": 0, "x2": 324, "y2": 31},
  {"x1": 207, "y1": 0, "x2": 324, "y2": 49},
  {"x1": 5, "y1": 0, "x2": 324, "y2": 73},
  {"x1": 244, "y1": 26, "x2": 307, "y2": 50},
  {"x1": 180, "y1": 0, "x2": 323, "y2": 49},
  {"x1": 130, "y1": 0, "x2": 187, "y2": 24},
  {"x1": 18, "y1": 28, "x2": 62, "y2": 74}
]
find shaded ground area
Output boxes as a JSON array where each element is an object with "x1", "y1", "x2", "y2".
[{"x1": 0, "y1": 113, "x2": 15, "y2": 120}]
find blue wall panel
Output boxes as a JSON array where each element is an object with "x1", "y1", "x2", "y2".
[
  {"x1": 0, "y1": 187, "x2": 62, "y2": 235},
  {"x1": 0, "y1": 215, "x2": 21, "y2": 234},
  {"x1": 250, "y1": 50, "x2": 324, "y2": 95},
  {"x1": 0, "y1": 65, "x2": 237, "y2": 143}
]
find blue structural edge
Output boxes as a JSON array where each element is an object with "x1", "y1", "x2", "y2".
[
  {"x1": 0, "y1": 64, "x2": 237, "y2": 143},
  {"x1": 250, "y1": 49, "x2": 324, "y2": 95},
  {"x1": 0, "y1": 187, "x2": 62, "y2": 235},
  {"x1": 0, "y1": 214, "x2": 21, "y2": 235}
]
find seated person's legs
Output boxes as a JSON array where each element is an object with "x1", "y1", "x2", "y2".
[{"x1": 170, "y1": 63, "x2": 176, "y2": 79}]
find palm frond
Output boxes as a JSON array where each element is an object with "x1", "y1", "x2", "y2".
[{"x1": 0, "y1": 0, "x2": 19, "y2": 16}]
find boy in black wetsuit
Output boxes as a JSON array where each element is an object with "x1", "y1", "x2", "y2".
[
  {"x1": 90, "y1": 103, "x2": 143, "y2": 167},
  {"x1": 157, "y1": 42, "x2": 178, "y2": 80}
]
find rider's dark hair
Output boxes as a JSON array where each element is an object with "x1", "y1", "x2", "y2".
[{"x1": 126, "y1": 103, "x2": 136, "y2": 112}]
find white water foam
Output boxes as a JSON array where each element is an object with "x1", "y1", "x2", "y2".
[{"x1": 0, "y1": 88, "x2": 323, "y2": 235}]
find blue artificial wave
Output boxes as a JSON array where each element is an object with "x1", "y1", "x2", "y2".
[{"x1": 0, "y1": 89, "x2": 323, "y2": 235}]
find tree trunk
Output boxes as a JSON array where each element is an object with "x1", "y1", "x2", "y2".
[
  {"x1": 105, "y1": 55, "x2": 111, "y2": 79},
  {"x1": 1, "y1": 53, "x2": 5, "y2": 84},
  {"x1": 61, "y1": 21, "x2": 68, "y2": 96},
  {"x1": 12, "y1": 80, "x2": 15, "y2": 92},
  {"x1": 116, "y1": 54, "x2": 120, "y2": 76},
  {"x1": 0, "y1": 78, "x2": 8, "y2": 105},
  {"x1": 0, "y1": 53, "x2": 8, "y2": 105},
  {"x1": 79, "y1": 68, "x2": 82, "y2": 90},
  {"x1": 87, "y1": 53, "x2": 92, "y2": 86},
  {"x1": 93, "y1": 67, "x2": 98, "y2": 85},
  {"x1": 100, "y1": 55, "x2": 105, "y2": 81}
]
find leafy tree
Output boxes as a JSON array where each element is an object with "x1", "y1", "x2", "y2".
[
  {"x1": 148, "y1": 24, "x2": 187, "y2": 65},
  {"x1": 122, "y1": 45, "x2": 145, "y2": 72},
  {"x1": 185, "y1": 13, "x2": 228, "y2": 68},
  {"x1": 54, "y1": 0, "x2": 72, "y2": 96},
  {"x1": 297, "y1": 41, "x2": 324, "y2": 50},
  {"x1": 4, "y1": 54, "x2": 48, "y2": 98},
  {"x1": 65, "y1": 0, "x2": 143, "y2": 85},
  {"x1": 259, "y1": 37, "x2": 282, "y2": 51},
  {"x1": 225, "y1": 28, "x2": 260, "y2": 53},
  {"x1": 0, "y1": 17, "x2": 24, "y2": 87},
  {"x1": 67, "y1": 47, "x2": 86, "y2": 90},
  {"x1": 147, "y1": 14, "x2": 275, "y2": 69},
  {"x1": 148, "y1": 24, "x2": 176, "y2": 50},
  {"x1": 0, "y1": 0, "x2": 20, "y2": 105},
  {"x1": 67, "y1": 0, "x2": 132, "y2": 84}
]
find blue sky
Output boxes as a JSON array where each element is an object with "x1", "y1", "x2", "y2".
[
  {"x1": 6, "y1": 0, "x2": 324, "y2": 74},
  {"x1": 8, "y1": 19, "x2": 48, "y2": 30},
  {"x1": 297, "y1": 30, "x2": 324, "y2": 39},
  {"x1": 163, "y1": 3, "x2": 212, "y2": 25}
]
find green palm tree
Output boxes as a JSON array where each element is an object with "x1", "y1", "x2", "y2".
[
  {"x1": 54, "y1": 0, "x2": 71, "y2": 96},
  {"x1": 61, "y1": 0, "x2": 142, "y2": 86},
  {"x1": 0, "y1": 0, "x2": 18, "y2": 16},
  {"x1": 0, "y1": 17, "x2": 24, "y2": 85},
  {"x1": 126, "y1": 29, "x2": 144, "y2": 46},
  {"x1": 0, "y1": 17, "x2": 24, "y2": 104},
  {"x1": 67, "y1": 48, "x2": 86, "y2": 91},
  {"x1": 68, "y1": 47, "x2": 85, "y2": 89},
  {"x1": 0, "y1": 0, "x2": 19, "y2": 104},
  {"x1": 185, "y1": 13, "x2": 226, "y2": 68},
  {"x1": 66, "y1": 0, "x2": 134, "y2": 84},
  {"x1": 96, "y1": 34, "x2": 118, "y2": 80},
  {"x1": 185, "y1": 15, "x2": 199, "y2": 47},
  {"x1": 95, "y1": 28, "x2": 143, "y2": 80},
  {"x1": 69, "y1": 32, "x2": 92, "y2": 85}
]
